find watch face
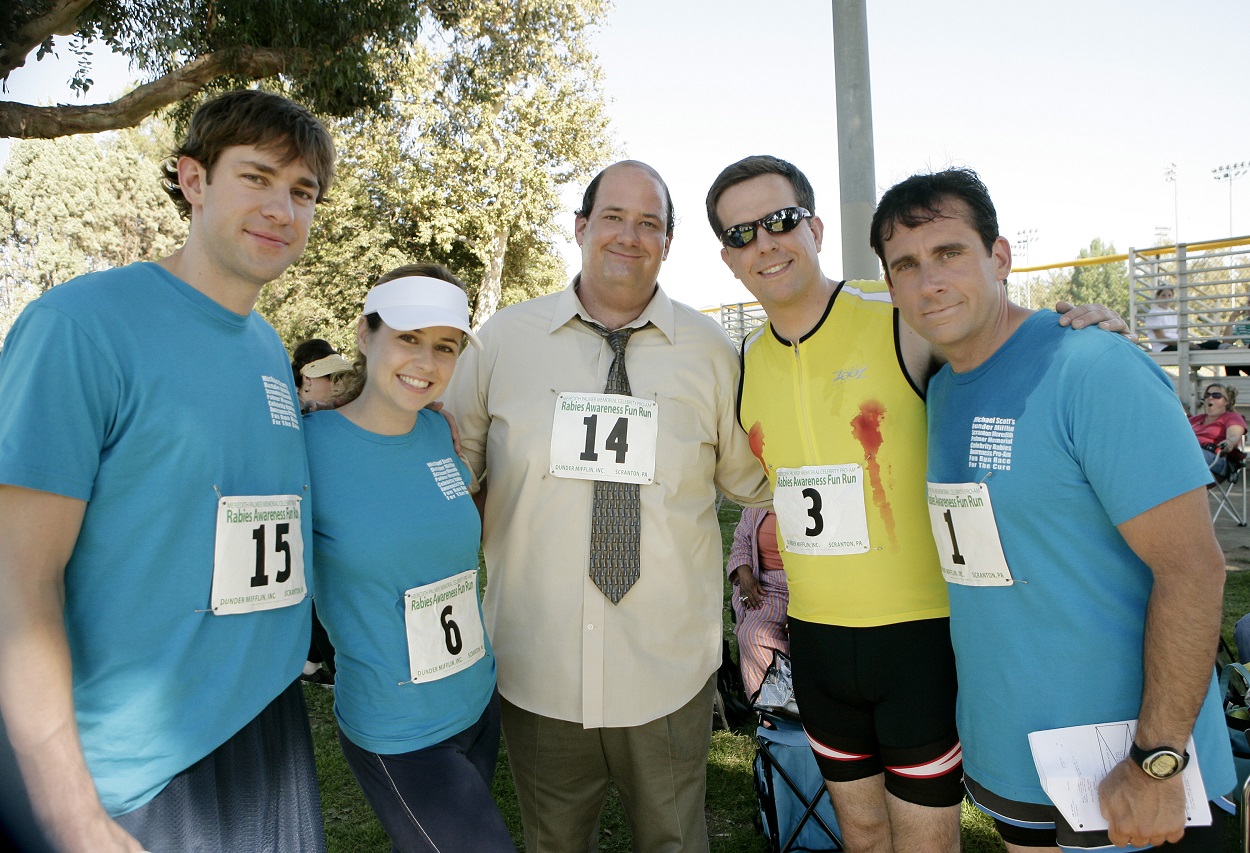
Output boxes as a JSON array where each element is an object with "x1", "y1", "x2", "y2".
[{"x1": 1146, "y1": 752, "x2": 1181, "y2": 778}]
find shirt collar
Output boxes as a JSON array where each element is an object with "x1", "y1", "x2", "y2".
[{"x1": 548, "y1": 274, "x2": 677, "y2": 344}]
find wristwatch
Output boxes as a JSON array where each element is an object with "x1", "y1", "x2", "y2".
[{"x1": 1129, "y1": 742, "x2": 1189, "y2": 779}]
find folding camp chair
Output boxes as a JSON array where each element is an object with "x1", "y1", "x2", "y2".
[
  {"x1": 755, "y1": 713, "x2": 843, "y2": 852},
  {"x1": 752, "y1": 651, "x2": 843, "y2": 852},
  {"x1": 1209, "y1": 443, "x2": 1247, "y2": 526}
]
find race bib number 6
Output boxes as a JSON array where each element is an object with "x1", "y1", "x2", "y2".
[
  {"x1": 404, "y1": 570, "x2": 486, "y2": 684},
  {"x1": 925, "y1": 482, "x2": 1013, "y2": 586},
  {"x1": 549, "y1": 392, "x2": 658, "y2": 484},
  {"x1": 210, "y1": 495, "x2": 307, "y2": 614}
]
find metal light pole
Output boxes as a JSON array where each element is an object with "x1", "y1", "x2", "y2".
[
  {"x1": 1212, "y1": 161, "x2": 1249, "y2": 236},
  {"x1": 832, "y1": 0, "x2": 878, "y2": 280},
  {"x1": 1164, "y1": 163, "x2": 1178, "y2": 244}
]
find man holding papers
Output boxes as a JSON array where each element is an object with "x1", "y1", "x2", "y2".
[{"x1": 872, "y1": 167, "x2": 1235, "y2": 851}]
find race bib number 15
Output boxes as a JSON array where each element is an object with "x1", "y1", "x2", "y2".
[{"x1": 210, "y1": 495, "x2": 307, "y2": 615}]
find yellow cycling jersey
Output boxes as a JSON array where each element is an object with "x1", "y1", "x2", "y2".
[{"x1": 738, "y1": 280, "x2": 948, "y2": 627}]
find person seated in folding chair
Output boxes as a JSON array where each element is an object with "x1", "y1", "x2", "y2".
[
  {"x1": 1189, "y1": 382, "x2": 1246, "y2": 479},
  {"x1": 728, "y1": 508, "x2": 790, "y2": 701}
]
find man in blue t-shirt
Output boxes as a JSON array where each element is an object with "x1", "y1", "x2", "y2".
[
  {"x1": 871, "y1": 168, "x2": 1235, "y2": 852},
  {"x1": 0, "y1": 91, "x2": 336, "y2": 853}
]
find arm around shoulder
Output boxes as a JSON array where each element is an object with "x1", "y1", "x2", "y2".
[
  {"x1": 0, "y1": 485, "x2": 143, "y2": 853},
  {"x1": 1054, "y1": 300, "x2": 1130, "y2": 335}
]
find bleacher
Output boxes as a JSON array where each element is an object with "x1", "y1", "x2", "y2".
[
  {"x1": 707, "y1": 301, "x2": 768, "y2": 346},
  {"x1": 1129, "y1": 237, "x2": 1250, "y2": 412}
]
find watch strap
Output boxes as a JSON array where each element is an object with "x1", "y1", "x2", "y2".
[{"x1": 1129, "y1": 741, "x2": 1190, "y2": 777}]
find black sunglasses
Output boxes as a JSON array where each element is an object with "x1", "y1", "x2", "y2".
[
  {"x1": 720, "y1": 206, "x2": 812, "y2": 249},
  {"x1": 1205, "y1": 391, "x2": 1226, "y2": 399}
]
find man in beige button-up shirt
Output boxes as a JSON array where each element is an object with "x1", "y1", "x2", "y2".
[{"x1": 446, "y1": 161, "x2": 770, "y2": 852}]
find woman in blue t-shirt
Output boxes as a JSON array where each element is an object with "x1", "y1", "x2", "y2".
[{"x1": 303, "y1": 264, "x2": 514, "y2": 852}]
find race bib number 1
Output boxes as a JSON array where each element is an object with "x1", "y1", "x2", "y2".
[
  {"x1": 210, "y1": 495, "x2": 307, "y2": 614},
  {"x1": 773, "y1": 465, "x2": 870, "y2": 555},
  {"x1": 925, "y1": 482, "x2": 1013, "y2": 586},
  {"x1": 549, "y1": 392, "x2": 658, "y2": 484},
  {"x1": 404, "y1": 570, "x2": 486, "y2": 684}
]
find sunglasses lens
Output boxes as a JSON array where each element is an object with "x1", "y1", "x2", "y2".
[
  {"x1": 722, "y1": 225, "x2": 755, "y2": 249},
  {"x1": 722, "y1": 208, "x2": 810, "y2": 248},
  {"x1": 762, "y1": 208, "x2": 801, "y2": 234}
]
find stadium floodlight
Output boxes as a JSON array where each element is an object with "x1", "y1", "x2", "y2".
[
  {"x1": 1212, "y1": 161, "x2": 1250, "y2": 236},
  {"x1": 1013, "y1": 228, "x2": 1038, "y2": 266},
  {"x1": 1164, "y1": 163, "x2": 1178, "y2": 244}
]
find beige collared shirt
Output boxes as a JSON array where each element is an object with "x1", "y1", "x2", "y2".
[{"x1": 445, "y1": 281, "x2": 771, "y2": 728}]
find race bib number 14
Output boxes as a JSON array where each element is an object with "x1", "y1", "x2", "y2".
[{"x1": 549, "y1": 392, "x2": 657, "y2": 484}]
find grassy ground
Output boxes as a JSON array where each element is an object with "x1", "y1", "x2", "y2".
[{"x1": 307, "y1": 505, "x2": 1250, "y2": 851}]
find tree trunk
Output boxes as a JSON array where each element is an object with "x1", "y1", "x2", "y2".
[{"x1": 472, "y1": 224, "x2": 509, "y2": 329}]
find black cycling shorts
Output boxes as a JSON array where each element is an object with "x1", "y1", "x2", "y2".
[{"x1": 789, "y1": 616, "x2": 963, "y2": 807}]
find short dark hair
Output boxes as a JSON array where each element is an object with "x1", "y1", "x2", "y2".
[
  {"x1": 705, "y1": 155, "x2": 816, "y2": 237},
  {"x1": 290, "y1": 338, "x2": 338, "y2": 385},
  {"x1": 870, "y1": 168, "x2": 999, "y2": 267},
  {"x1": 162, "y1": 89, "x2": 336, "y2": 219},
  {"x1": 577, "y1": 160, "x2": 675, "y2": 235}
]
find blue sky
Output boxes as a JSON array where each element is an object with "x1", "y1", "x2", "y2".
[
  {"x1": 4, "y1": 0, "x2": 1248, "y2": 309},
  {"x1": 578, "y1": 0, "x2": 1250, "y2": 307}
]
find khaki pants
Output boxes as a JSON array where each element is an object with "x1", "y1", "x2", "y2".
[{"x1": 501, "y1": 675, "x2": 716, "y2": 853}]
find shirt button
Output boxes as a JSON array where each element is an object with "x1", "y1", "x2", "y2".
[{"x1": 586, "y1": 624, "x2": 594, "y2": 631}]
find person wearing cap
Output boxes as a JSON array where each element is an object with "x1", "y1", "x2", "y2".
[
  {"x1": 445, "y1": 161, "x2": 771, "y2": 852},
  {"x1": 291, "y1": 339, "x2": 353, "y2": 413},
  {"x1": 303, "y1": 263, "x2": 513, "y2": 853},
  {"x1": 290, "y1": 338, "x2": 352, "y2": 686},
  {"x1": 0, "y1": 90, "x2": 334, "y2": 853}
]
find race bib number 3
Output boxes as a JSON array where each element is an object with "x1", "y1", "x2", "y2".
[
  {"x1": 925, "y1": 482, "x2": 1013, "y2": 586},
  {"x1": 404, "y1": 570, "x2": 486, "y2": 684},
  {"x1": 773, "y1": 465, "x2": 870, "y2": 555},
  {"x1": 210, "y1": 495, "x2": 307, "y2": 615},
  {"x1": 549, "y1": 392, "x2": 658, "y2": 484}
]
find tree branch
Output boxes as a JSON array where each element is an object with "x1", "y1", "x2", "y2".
[
  {"x1": 0, "y1": 47, "x2": 301, "y2": 138},
  {"x1": 0, "y1": 0, "x2": 97, "y2": 80}
]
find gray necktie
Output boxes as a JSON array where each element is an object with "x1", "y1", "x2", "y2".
[{"x1": 584, "y1": 321, "x2": 641, "y2": 604}]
